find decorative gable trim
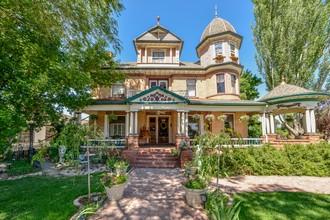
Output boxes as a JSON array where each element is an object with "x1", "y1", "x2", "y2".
[{"x1": 125, "y1": 86, "x2": 189, "y2": 104}]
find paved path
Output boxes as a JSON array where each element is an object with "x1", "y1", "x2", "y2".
[
  {"x1": 90, "y1": 168, "x2": 208, "y2": 220},
  {"x1": 211, "y1": 176, "x2": 330, "y2": 194}
]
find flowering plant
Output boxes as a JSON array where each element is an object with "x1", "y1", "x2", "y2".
[
  {"x1": 181, "y1": 175, "x2": 207, "y2": 190},
  {"x1": 217, "y1": 115, "x2": 228, "y2": 121},
  {"x1": 239, "y1": 115, "x2": 250, "y2": 122},
  {"x1": 205, "y1": 114, "x2": 215, "y2": 122},
  {"x1": 192, "y1": 114, "x2": 200, "y2": 121},
  {"x1": 100, "y1": 173, "x2": 127, "y2": 188},
  {"x1": 114, "y1": 160, "x2": 129, "y2": 168}
]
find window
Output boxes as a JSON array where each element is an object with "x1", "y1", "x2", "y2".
[
  {"x1": 152, "y1": 51, "x2": 165, "y2": 63},
  {"x1": 186, "y1": 79, "x2": 196, "y2": 97},
  {"x1": 109, "y1": 116, "x2": 125, "y2": 137},
  {"x1": 224, "y1": 114, "x2": 234, "y2": 131},
  {"x1": 216, "y1": 74, "x2": 225, "y2": 93},
  {"x1": 112, "y1": 83, "x2": 125, "y2": 97},
  {"x1": 231, "y1": 75, "x2": 236, "y2": 93},
  {"x1": 230, "y1": 43, "x2": 236, "y2": 56},
  {"x1": 214, "y1": 41, "x2": 223, "y2": 56},
  {"x1": 149, "y1": 79, "x2": 168, "y2": 89},
  {"x1": 188, "y1": 116, "x2": 199, "y2": 139}
]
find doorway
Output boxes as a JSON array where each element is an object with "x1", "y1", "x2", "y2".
[{"x1": 147, "y1": 115, "x2": 171, "y2": 144}]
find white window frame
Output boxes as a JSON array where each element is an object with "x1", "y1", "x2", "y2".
[
  {"x1": 112, "y1": 83, "x2": 126, "y2": 98},
  {"x1": 230, "y1": 74, "x2": 237, "y2": 94},
  {"x1": 229, "y1": 42, "x2": 236, "y2": 57},
  {"x1": 214, "y1": 41, "x2": 223, "y2": 56},
  {"x1": 186, "y1": 79, "x2": 196, "y2": 97},
  {"x1": 216, "y1": 74, "x2": 226, "y2": 93},
  {"x1": 109, "y1": 115, "x2": 125, "y2": 137},
  {"x1": 152, "y1": 50, "x2": 166, "y2": 63}
]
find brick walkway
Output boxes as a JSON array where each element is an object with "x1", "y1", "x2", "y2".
[{"x1": 90, "y1": 168, "x2": 207, "y2": 220}]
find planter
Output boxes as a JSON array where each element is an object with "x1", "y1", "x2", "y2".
[
  {"x1": 105, "y1": 182, "x2": 126, "y2": 200},
  {"x1": 185, "y1": 165, "x2": 198, "y2": 176},
  {"x1": 115, "y1": 165, "x2": 129, "y2": 175},
  {"x1": 184, "y1": 187, "x2": 206, "y2": 208}
]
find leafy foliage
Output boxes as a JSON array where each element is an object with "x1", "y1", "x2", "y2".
[
  {"x1": 181, "y1": 175, "x2": 207, "y2": 189},
  {"x1": 205, "y1": 190, "x2": 241, "y2": 220},
  {"x1": 239, "y1": 69, "x2": 263, "y2": 100},
  {"x1": 0, "y1": 0, "x2": 126, "y2": 153},
  {"x1": 100, "y1": 173, "x2": 127, "y2": 188},
  {"x1": 252, "y1": 0, "x2": 330, "y2": 91},
  {"x1": 201, "y1": 142, "x2": 330, "y2": 177},
  {"x1": 4, "y1": 159, "x2": 39, "y2": 176},
  {"x1": 317, "y1": 101, "x2": 330, "y2": 140}
]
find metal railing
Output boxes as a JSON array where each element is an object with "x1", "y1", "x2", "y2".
[
  {"x1": 189, "y1": 138, "x2": 263, "y2": 148},
  {"x1": 86, "y1": 139, "x2": 126, "y2": 149}
]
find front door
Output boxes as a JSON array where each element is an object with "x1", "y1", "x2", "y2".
[{"x1": 158, "y1": 117, "x2": 169, "y2": 144}]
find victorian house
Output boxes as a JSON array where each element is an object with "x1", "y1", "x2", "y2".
[{"x1": 83, "y1": 13, "x2": 329, "y2": 164}]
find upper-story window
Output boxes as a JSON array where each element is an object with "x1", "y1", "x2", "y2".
[
  {"x1": 150, "y1": 79, "x2": 168, "y2": 89},
  {"x1": 216, "y1": 74, "x2": 225, "y2": 93},
  {"x1": 112, "y1": 83, "x2": 126, "y2": 98},
  {"x1": 186, "y1": 79, "x2": 196, "y2": 97},
  {"x1": 231, "y1": 75, "x2": 236, "y2": 93},
  {"x1": 230, "y1": 43, "x2": 236, "y2": 57},
  {"x1": 152, "y1": 51, "x2": 165, "y2": 63},
  {"x1": 224, "y1": 114, "x2": 234, "y2": 131},
  {"x1": 214, "y1": 41, "x2": 223, "y2": 56}
]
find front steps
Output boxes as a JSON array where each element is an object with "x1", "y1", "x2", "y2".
[{"x1": 134, "y1": 147, "x2": 179, "y2": 168}]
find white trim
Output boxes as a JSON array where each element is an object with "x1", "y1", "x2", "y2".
[
  {"x1": 146, "y1": 115, "x2": 172, "y2": 144},
  {"x1": 151, "y1": 49, "x2": 166, "y2": 63}
]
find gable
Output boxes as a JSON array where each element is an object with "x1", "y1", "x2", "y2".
[
  {"x1": 135, "y1": 25, "x2": 182, "y2": 43},
  {"x1": 126, "y1": 86, "x2": 189, "y2": 104}
]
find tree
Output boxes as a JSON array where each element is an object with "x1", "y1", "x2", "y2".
[
  {"x1": 317, "y1": 100, "x2": 330, "y2": 140},
  {"x1": 239, "y1": 69, "x2": 263, "y2": 100},
  {"x1": 252, "y1": 0, "x2": 330, "y2": 91},
  {"x1": 0, "y1": 1, "x2": 126, "y2": 153}
]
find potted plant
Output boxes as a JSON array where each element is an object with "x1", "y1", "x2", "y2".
[
  {"x1": 205, "y1": 114, "x2": 215, "y2": 123},
  {"x1": 100, "y1": 172, "x2": 127, "y2": 200},
  {"x1": 192, "y1": 114, "x2": 200, "y2": 121},
  {"x1": 108, "y1": 113, "x2": 118, "y2": 122},
  {"x1": 185, "y1": 160, "x2": 199, "y2": 176},
  {"x1": 213, "y1": 55, "x2": 225, "y2": 61},
  {"x1": 114, "y1": 160, "x2": 129, "y2": 175},
  {"x1": 181, "y1": 175, "x2": 208, "y2": 208},
  {"x1": 230, "y1": 56, "x2": 238, "y2": 62}
]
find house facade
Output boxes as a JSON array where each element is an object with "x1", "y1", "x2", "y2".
[{"x1": 83, "y1": 14, "x2": 330, "y2": 154}]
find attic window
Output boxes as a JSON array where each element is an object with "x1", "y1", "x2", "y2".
[
  {"x1": 152, "y1": 51, "x2": 165, "y2": 63},
  {"x1": 214, "y1": 41, "x2": 223, "y2": 56},
  {"x1": 230, "y1": 43, "x2": 236, "y2": 56}
]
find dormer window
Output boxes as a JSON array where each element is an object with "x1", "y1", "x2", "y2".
[
  {"x1": 152, "y1": 51, "x2": 165, "y2": 63},
  {"x1": 214, "y1": 41, "x2": 223, "y2": 56},
  {"x1": 230, "y1": 43, "x2": 236, "y2": 57}
]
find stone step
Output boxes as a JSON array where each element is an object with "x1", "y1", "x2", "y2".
[
  {"x1": 136, "y1": 157, "x2": 177, "y2": 162},
  {"x1": 134, "y1": 161, "x2": 178, "y2": 168},
  {"x1": 137, "y1": 153, "x2": 176, "y2": 158}
]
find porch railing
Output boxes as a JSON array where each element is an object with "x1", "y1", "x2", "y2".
[
  {"x1": 189, "y1": 138, "x2": 263, "y2": 148},
  {"x1": 86, "y1": 139, "x2": 126, "y2": 148}
]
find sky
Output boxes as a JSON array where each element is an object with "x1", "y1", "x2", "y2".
[{"x1": 115, "y1": 0, "x2": 268, "y2": 97}]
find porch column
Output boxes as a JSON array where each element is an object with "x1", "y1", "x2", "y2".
[
  {"x1": 310, "y1": 109, "x2": 316, "y2": 133},
  {"x1": 125, "y1": 111, "x2": 129, "y2": 136},
  {"x1": 185, "y1": 112, "x2": 189, "y2": 137},
  {"x1": 76, "y1": 112, "x2": 82, "y2": 124},
  {"x1": 270, "y1": 112, "x2": 275, "y2": 134},
  {"x1": 200, "y1": 114, "x2": 204, "y2": 133},
  {"x1": 261, "y1": 112, "x2": 266, "y2": 136},
  {"x1": 129, "y1": 111, "x2": 134, "y2": 135},
  {"x1": 181, "y1": 112, "x2": 185, "y2": 136},
  {"x1": 305, "y1": 109, "x2": 311, "y2": 133},
  {"x1": 170, "y1": 47, "x2": 173, "y2": 63},
  {"x1": 302, "y1": 113, "x2": 307, "y2": 133},
  {"x1": 266, "y1": 114, "x2": 270, "y2": 134},
  {"x1": 177, "y1": 111, "x2": 181, "y2": 134},
  {"x1": 104, "y1": 114, "x2": 109, "y2": 138},
  {"x1": 134, "y1": 111, "x2": 138, "y2": 135}
]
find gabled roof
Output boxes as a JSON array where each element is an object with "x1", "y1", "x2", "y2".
[
  {"x1": 126, "y1": 86, "x2": 189, "y2": 104},
  {"x1": 259, "y1": 82, "x2": 330, "y2": 103}
]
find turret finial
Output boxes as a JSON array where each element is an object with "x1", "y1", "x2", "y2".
[
  {"x1": 157, "y1": 16, "x2": 160, "y2": 25},
  {"x1": 215, "y1": 4, "x2": 218, "y2": 18}
]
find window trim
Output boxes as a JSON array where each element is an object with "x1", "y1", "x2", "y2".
[
  {"x1": 109, "y1": 115, "x2": 126, "y2": 137},
  {"x1": 216, "y1": 73, "x2": 226, "y2": 94},
  {"x1": 230, "y1": 74, "x2": 237, "y2": 94},
  {"x1": 112, "y1": 83, "x2": 126, "y2": 98},
  {"x1": 229, "y1": 42, "x2": 236, "y2": 57},
  {"x1": 186, "y1": 78, "x2": 197, "y2": 97},
  {"x1": 224, "y1": 113, "x2": 235, "y2": 131},
  {"x1": 149, "y1": 79, "x2": 169, "y2": 89},
  {"x1": 152, "y1": 49, "x2": 166, "y2": 63},
  {"x1": 214, "y1": 41, "x2": 223, "y2": 57}
]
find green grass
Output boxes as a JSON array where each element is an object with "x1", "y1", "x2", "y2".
[
  {"x1": 0, "y1": 174, "x2": 103, "y2": 220},
  {"x1": 4, "y1": 159, "x2": 38, "y2": 176},
  {"x1": 235, "y1": 192, "x2": 330, "y2": 220}
]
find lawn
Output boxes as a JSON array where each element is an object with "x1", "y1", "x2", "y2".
[
  {"x1": 0, "y1": 174, "x2": 103, "y2": 220},
  {"x1": 235, "y1": 192, "x2": 330, "y2": 220}
]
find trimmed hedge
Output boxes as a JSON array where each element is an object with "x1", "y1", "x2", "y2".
[{"x1": 201, "y1": 142, "x2": 330, "y2": 177}]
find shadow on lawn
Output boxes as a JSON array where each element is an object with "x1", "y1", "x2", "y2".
[
  {"x1": 91, "y1": 168, "x2": 208, "y2": 220},
  {"x1": 235, "y1": 192, "x2": 330, "y2": 220}
]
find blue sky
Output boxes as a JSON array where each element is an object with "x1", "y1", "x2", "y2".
[{"x1": 115, "y1": 0, "x2": 268, "y2": 97}]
